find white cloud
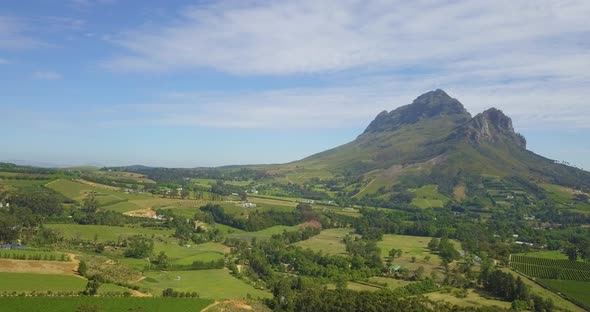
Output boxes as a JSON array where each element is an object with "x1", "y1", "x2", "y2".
[
  {"x1": 0, "y1": 16, "x2": 41, "y2": 49},
  {"x1": 105, "y1": 0, "x2": 590, "y2": 76},
  {"x1": 98, "y1": 0, "x2": 590, "y2": 130},
  {"x1": 32, "y1": 71, "x2": 62, "y2": 80}
]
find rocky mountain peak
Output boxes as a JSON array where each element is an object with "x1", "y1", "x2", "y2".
[
  {"x1": 455, "y1": 107, "x2": 526, "y2": 148},
  {"x1": 363, "y1": 89, "x2": 471, "y2": 133}
]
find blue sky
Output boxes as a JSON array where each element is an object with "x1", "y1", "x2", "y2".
[{"x1": 1, "y1": 1, "x2": 589, "y2": 169}]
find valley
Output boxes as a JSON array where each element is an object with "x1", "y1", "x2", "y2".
[{"x1": 1, "y1": 91, "x2": 589, "y2": 311}]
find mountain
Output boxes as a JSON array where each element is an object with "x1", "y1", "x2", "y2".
[{"x1": 290, "y1": 89, "x2": 590, "y2": 198}]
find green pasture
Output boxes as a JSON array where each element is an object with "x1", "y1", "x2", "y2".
[
  {"x1": 45, "y1": 224, "x2": 174, "y2": 242},
  {"x1": 227, "y1": 225, "x2": 300, "y2": 241},
  {"x1": 141, "y1": 269, "x2": 271, "y2": 299},
  {"x1": 0, "y1": 272, "x2": 85, "y2": 293},
  {"x1": 0, "y1": 297, "x2": 213, "y2": 312},
  {"x1": 293, "y1": 228, "x2": 355, "y2": 256}
]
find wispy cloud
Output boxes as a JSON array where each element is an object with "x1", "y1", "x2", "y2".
[
  {"x1": 97, "y1": 0, "x2": 590, "y2": 130},
  {"x1": 0, "y1": 16, "x2": 42, "y2": 49},
  {"x1": 32, "y1": 71, "x2": 62, "y2": 80},
  {"x1": 105, "y1": 0, "x2": 590, "y2": 76}
]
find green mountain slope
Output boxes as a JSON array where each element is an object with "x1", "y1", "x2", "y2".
[{"x1": 290, "y1": 90, "x2": 590, "y2": 198}]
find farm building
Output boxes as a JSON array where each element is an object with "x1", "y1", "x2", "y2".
[{"x1": 241, "y1": 202, "x2": 257, "y2": 208}]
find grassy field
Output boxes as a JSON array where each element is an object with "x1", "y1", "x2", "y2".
[
  {"x1": 293, "y1": 228, "x2": 355, "y2": 256},
  {"x1": 539, "y1": 279, "x2": 590, "y2": 309},
  {"x1": 227, "y1": 225, "x2": 300, "y2": 241},
  {"x1": 0, "y1": 272, "x2": 85, "y2": 293},
  {"x1": 141, "y1": 269, "x2": 271, "y2": 299},
  {"x1": 154, "y1": 242, "x2": 227, "y2": 265},
  {"x1": 367, "y1": 276, "x2": 413, "y2": 289},
  {"x1": 410, "y1": 185, "x2": 450, "y2": 208},
  {"x1": 376, "y1": 235, "x2": 459, "y2": 275},
  {"x1": 426, "y1": 289, "x2": 511, "y2": 310},
  {"x1": 46, "y1": 179, "x2": 150, "y2": 202},
  {"x1": 46, "y1": 224, "x2": 174, "y2": 242},
  {"x1": 0, "y1": 297, "x2": 213, "y2": 312},
  {"x1": 100, "y1": 200, "x2": 143, "y2": 213},
  {"x1": 514, "y1": 250, "x2": 569, "y2": 260},
  {"x1": 540, "y1": 183, "x2": 590, "y2": 212}
]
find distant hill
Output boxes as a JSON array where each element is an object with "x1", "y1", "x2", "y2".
[
  {"x1": 290, "y1": 89, "x2": 590, "y2": 197},
  {"x1": 107, "y1": 90, "x2": 590, "y2": 207}
]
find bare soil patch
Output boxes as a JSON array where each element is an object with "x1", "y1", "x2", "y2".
[{"x1": 0, "y1": 258, "x2": 77, "y2": 275}]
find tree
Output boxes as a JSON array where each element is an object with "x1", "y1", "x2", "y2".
[
  {"x1": 82, "y1": 276, "x2": 102, "y2": 296},
  {"x1": 565, "y1": 245, "x2": 578, "y2": 261},
  {"x1": 427, "y1": 238, "x2": 440, "y2": 251},
  {"x1": 389, "y1": 248, "x2": 402, "y2": 261},
  {"x1": 78, "y1": 260, "x2": 88, "y2": 276},
  {"x1": 82, "y1": 193, "x2": 98, "y2": 214},
  {"x1": 124, "y1": 235, "x2": 154, "y2": 258},
  {"x1": 152, "y1": 251, "x2": 169, "y2": 269}
]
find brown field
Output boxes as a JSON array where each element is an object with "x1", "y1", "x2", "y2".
[{"x1": 0, "y1": 258, "x2": 78, "y2": 276}]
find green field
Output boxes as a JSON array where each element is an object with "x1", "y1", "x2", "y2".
[
  {"x1": 141, "y1": 269, "x2": 271, "y2": 299},
  {"x1": 539, "y1": 279, "x2": 590, "y2": 309},
  {"x1": 410, "y1": 185, "x2": 450, "y2": 208},
  {"x1": 426, "y1": 289, "x2": 511, "y2": 310},
  {"x1": 503, "y1": 268, "x2": 585, "y2": 312},
  {"x1": 376, "y1": 235, "x2": 458, "y2": 275},
  {"x1": 46, "y1": 179, "x2": 150, "y2": 202},
  {"x1": 0, "y1": 297, "x2": 213, "y2": 312},
  {"x1": 154, "y1": 242, "x2": 227, "y2": 265},
  {"x1": 0, "y1": 249, "x2": 69, "y2": 261},
  {"x1": 226, "y1": 225, "x2": 300, "y2": 241},
  {"x1": 293, "y1": 228, "x2": 354, "y2": 255},
  {"x1": 100, "y1": 200, "x2": 142, "y2": 213},
  {"x1": 46, "y1": 224, "x2": 174, "y2": 242},
  {"x1": 0, "y1": 272, "x2": 85, "y2": 293}
]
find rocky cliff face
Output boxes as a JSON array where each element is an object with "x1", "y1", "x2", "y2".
[
  {"x1": 452, "y1": 108, "x2": 527, "y2": 148},
  {"x1": 363, "y1": 89, "x2": 471, "y2": 134}
]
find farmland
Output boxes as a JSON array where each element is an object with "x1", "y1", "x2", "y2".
[
  {"x1": 141, "y1": 269, "x2": 271, "y2": 299},
  {"x1": 45, "y1": 224, "x2": 174, "y2": 242},
  {"x1": 0, "y1": 272, "x2": 86, "y2": 293},
  {"x1": 226, "y1": 224, "x2": 300, "y2": 241},
  {"x1": 0, "y1": 297, "x2": 213, "y2": 312},
  {"x1": 293, "y1": 228, "x2": 355, "y2": 255},
  {"x1": 509, "y1": 255, "x2": 590, "y2": 281},
  {"x1": 539, "y1": 279, "x2": 590, "y2": 309}
]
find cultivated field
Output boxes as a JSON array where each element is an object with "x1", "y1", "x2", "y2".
[
  {"x1": 0, "y1": 272, "x2": 85, "y2": 293},
  {"x1": 510, "y1": 255, "x2": 590, "y2": 281},
  {"x1": 141, "y1": 269, "x2": 271, "y2": 299},
  {"x1": 376, "y1": 234, "x2": 455, "y2": 275},
  {"x1": 293, "y1": 228, "x2": 355, "y2": 255},
  {"x1": 539, "y1": 279, "x2": 590, "y2": 309},
  {"x1": 46, "y1": 224, "x2": 174, "y2": 242},
  {"x1": 226, "y1": 225, "x2": 300, "y2": 241},
  {"x1": 0, "y1": 297, "x2": 213, "y2": 312}
]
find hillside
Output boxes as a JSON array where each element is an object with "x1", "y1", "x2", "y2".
[{"x1": 288, "y1": 90, "x2": 590, "y2": 198}]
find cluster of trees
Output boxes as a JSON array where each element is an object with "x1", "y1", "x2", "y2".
[
  {"x1": 480, "y1": 268, "x2": 554, "y2": 312},
  {"x1": 268, "y1": 279, "x2": 501, "y2": 312},
  {"x1": 199, "y1": 203, "x2": 314, "y2": 232},
  {"x1": 161, "y1": 288, "x2": 199, "y2": 298}
]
